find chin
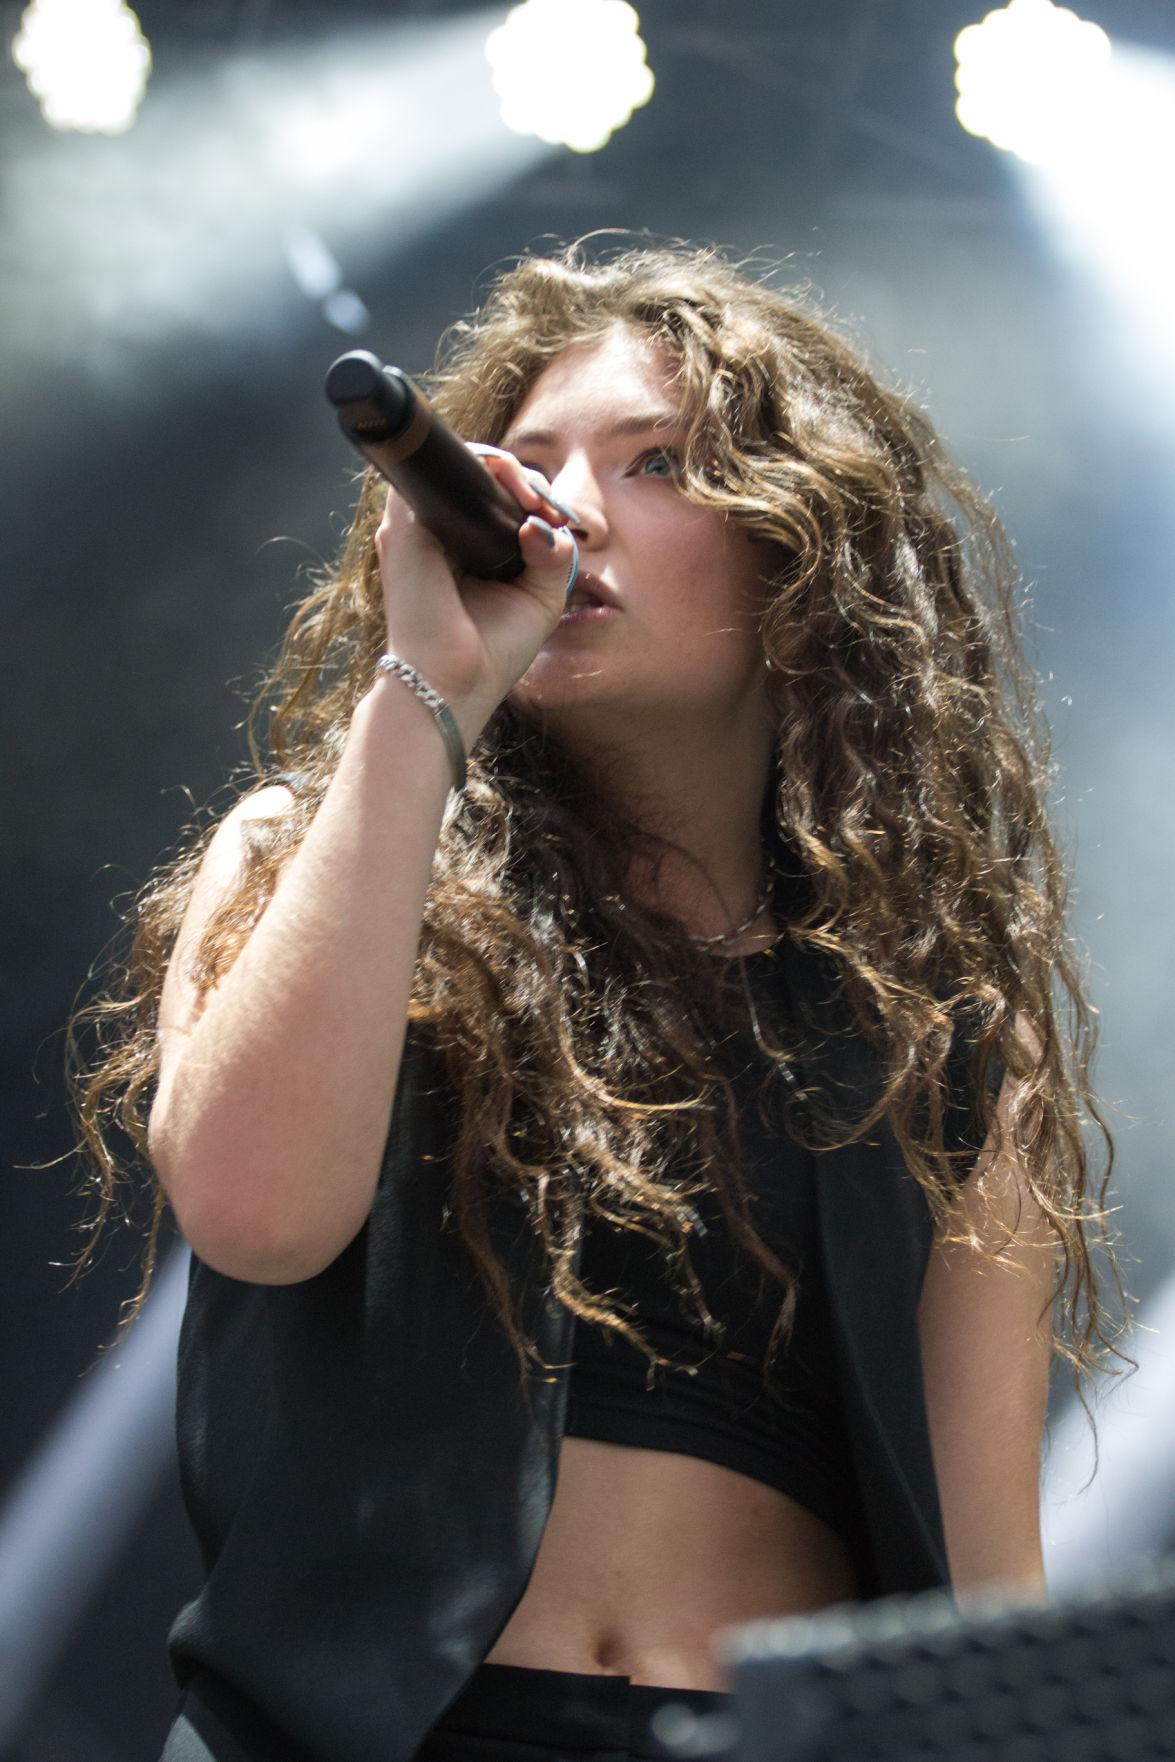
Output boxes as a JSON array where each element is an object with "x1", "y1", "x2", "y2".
[{"x1": 508, "y1": 664, "x2": 615, "y2": 714}]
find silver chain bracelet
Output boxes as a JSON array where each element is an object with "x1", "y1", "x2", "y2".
[{"x1": 375, "y1": 654, "x2": 467, "y2": 794}]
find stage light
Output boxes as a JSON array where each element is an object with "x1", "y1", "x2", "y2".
[
  {"x1": 485, "y1": 0, "x2": 654, "y2": 153},
  {"x1": 953, "y1": 3, "x2": 1175, "y2": 390},
  {"x1": 10, "y1": 0, "x2": 151, "y2": 134},
  {"x1": 1, "y1": 14, "x2": 553, "y2": 364},
  {"x1": 1012, "y1": 42, "x2": 1175, "y2": 397},
  {"x1": 953, "y1": 0, "x2": 1112, "y2": 167}
]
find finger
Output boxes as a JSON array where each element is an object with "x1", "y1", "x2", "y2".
[
  {"x1": 375, "y1": 488, "x2": 449, "y2": 568},
  {"x1": 521, "y1": 470, "x2": 580, "y2": 526},
  {"x1": 467, "y1": 442, "x2": 578, "y2": 528},
  {"x1": 467, "y1": 444, "x2": 547, "y2": 519},
  {"x1": 377, "y1": 481, "x2": 416, "y2": 534},
  {"x1": 519, "y1": 518, "x2": 580, "y2": 597}
]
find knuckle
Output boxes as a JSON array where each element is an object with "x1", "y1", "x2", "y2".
[{"x1": 377, "y1": 494, "x2": 413, "y2": 539}]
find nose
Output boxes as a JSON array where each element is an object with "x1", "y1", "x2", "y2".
[{"x1": 544, "y1": 457, "x2": 605, "y2": 548}]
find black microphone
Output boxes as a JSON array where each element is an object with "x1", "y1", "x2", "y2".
[{"x1": 324, "y1": 349, "x2": 526, "y2": 582}]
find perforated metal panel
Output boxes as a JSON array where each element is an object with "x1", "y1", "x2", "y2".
[{"x1": 649, "y1": 1554, "x2": 1175, "y2": 1762}]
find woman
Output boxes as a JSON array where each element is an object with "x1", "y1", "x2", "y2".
[{"x1": 67, "y1": 238, "x2": 1131, "y2": 1762}]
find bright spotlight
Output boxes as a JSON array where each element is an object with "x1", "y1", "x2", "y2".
[
  {"x1": 1012, "y1": 43, "x2": 1175, "y2": 396},
  {"x1": 2, "y1": 15, "x2": 556, "y2": 367},
  {"x1": 485, "y1": 0, "x2": 654, "y2": 153},
  {"x1": 11, "y1": 0, "x2": 151, "y2": 134},
  {"x1": 954, "y1": 0, "x2": 1112, "y2": 167}
]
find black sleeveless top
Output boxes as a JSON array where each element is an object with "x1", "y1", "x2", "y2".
[{"x1": 564, "y1": 947, "x2": 869, "y2": 1560}]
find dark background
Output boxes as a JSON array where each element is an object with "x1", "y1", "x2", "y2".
[{"x1": 3, "y1": 1, "x2": 1173, "y2": 1756}]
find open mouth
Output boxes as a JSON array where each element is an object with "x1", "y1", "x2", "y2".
[
  {"x1": 565, "y1": 571, "x2": 616, "y2": 610},
  {"x1": 560, "y1": 597, "x2": 618, "y2": 621}
]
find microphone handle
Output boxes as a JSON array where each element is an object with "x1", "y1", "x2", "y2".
[{"x1": 324, "y1": 350, "x2": 526, "y2": 582}]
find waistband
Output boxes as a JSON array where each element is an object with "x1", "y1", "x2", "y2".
[
  {"x1": 430, "y1": 1660, "x2": 737, "y2": 1760},
  {"x1": 169, "y1": 1660, "x2": 737, "y2": 1762}
]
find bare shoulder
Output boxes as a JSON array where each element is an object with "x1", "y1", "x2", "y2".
[
  {"x1": 153, "y1": 783, "x2": 301, "y2": 1089},
  {"x1": 164, "y1": 780, "x2": 302, "y2": 846},
  {"x1": 182, "y1": 782, "x2": 300, "y2": 897},
  {"x1": 234, "y1": 781, "x2": 303, "y2": 822}
]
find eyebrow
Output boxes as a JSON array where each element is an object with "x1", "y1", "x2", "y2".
[{"x1": 500, "y1": 411, "x2": 685, "y2": 452}]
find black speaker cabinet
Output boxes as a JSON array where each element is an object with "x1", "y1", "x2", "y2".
[{"x1": 650, "y1": 1553, "x2": 1175, "y2": 1762}]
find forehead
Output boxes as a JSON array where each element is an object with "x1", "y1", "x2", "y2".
[{"x1": 510, "y1": 324, "x2": 682, "y2": 433}]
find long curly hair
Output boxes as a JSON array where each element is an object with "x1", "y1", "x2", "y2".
[{"x1": 62, "y1": 235, "x2": 1134, "y2": 1447}]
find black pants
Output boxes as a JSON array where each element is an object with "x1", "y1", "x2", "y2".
[
  {"x1": 159, "y1": 1661, "x2": 736, "y2": 1762},
  {"x1": 415, "y1": 1661, "x2": 737, "y2": 1762}
]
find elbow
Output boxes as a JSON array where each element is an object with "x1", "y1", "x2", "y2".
[
  {"x1": 176, "y1": 1211, "x2": 338, "y2": 1286},
  {"x1": 147, "y1": 1111, "x2": 359, "y2": 1286},
  {"x1": 167, "y1": 1187, "x2": 352, "y2": 1286}
]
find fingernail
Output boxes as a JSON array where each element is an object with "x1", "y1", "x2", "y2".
[
  {"x1": 523, "y1": 472, "x2": 579, "y2": 523},
  {"x1": 529, "y1": 516, "x2": 556, "y2": 548}
]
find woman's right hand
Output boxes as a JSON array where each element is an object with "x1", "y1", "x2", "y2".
[{"x1": 373, "y1": 447, "x2": 578, "y2": 744}]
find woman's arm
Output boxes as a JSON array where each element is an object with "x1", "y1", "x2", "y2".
[
  {"x1": 147, "y1": 676, "x2": 475, "y2": 1285},
  {"x1": 917, "y1": 1030, "x2": 1061, "y2": 1607},
  {"x1": 148, "y1": 447, "x2": 576, "y2": 1285},
  {"x1": 147, "y1": 442, "x2": 576, "y2": 1286}
]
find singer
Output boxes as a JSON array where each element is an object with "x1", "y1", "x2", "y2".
[{"x1": 68, "y1": 238, "x2": 1126, "y2": 1762}]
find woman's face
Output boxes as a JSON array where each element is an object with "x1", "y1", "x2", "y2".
[{"x1": 501, "y1": 323, "x2": 773, "y2": 738}]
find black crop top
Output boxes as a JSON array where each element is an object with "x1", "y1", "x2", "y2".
[{"x1": 564, "y1": 946, "x2": 870, "y2": 1560}]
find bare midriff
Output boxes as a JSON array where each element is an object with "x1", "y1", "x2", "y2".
[{"x1": 482, "y1": 1437, "x2": 863, "y2": 1692}]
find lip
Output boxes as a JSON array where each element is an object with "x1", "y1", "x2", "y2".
[
  {"x1": 558, "y1": 601, "x2": 620, "y2": 627},
  {"x1": 566, "y1": 570, "x2": 620, "y2": 610}
]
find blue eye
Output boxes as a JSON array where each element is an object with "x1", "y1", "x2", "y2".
[
  {"x1": 635, "y1": 447, "x2": 681, "y2": 477},
  {"x1": 515, "y1": 447, "x2": 681, "y2": 480}
]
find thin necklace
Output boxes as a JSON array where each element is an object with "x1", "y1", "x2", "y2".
[
  {"x1": 682, "y1": 855, "x2": 804, "y2": 1104},
  {"x1": 687, "y1": 864, "x2": 777, "y2": 948}
]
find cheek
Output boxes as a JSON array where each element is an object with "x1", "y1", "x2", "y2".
[{"x1": 647, "y1": 513, "x2": 729, "y2": 590}]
